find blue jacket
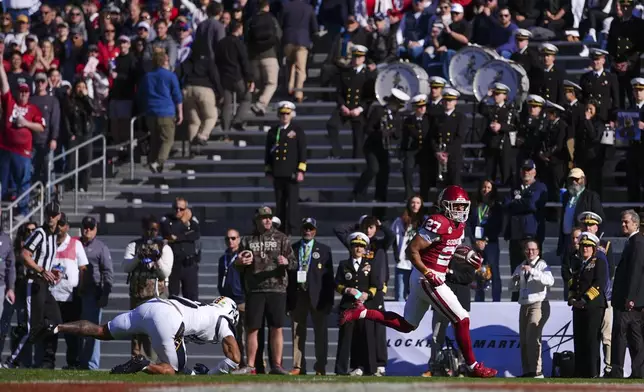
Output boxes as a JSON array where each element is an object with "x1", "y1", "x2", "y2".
[
  {"x1": 218, "y1": 251, "x2": 245, "y2": 304},
  {"x1": 401, "y1": 10, "x2": 431, "y2": 47},
  {"x1": 138, "y1": 67, "x2": 183, "y2": 117},
  {"x1": 504, "y1": 180, "x2": 548, "y2": 242},
  {"x1": 281, "y1": 0, "x2": 318, "y2": 48}
]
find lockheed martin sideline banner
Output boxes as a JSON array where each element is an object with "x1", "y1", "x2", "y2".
[{"x1": 384, "y1": 301, "x2": 631, "y2": 377}]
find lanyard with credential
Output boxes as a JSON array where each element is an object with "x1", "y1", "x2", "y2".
[
  {"x1": 271, "y1": 127, "x2": 282, "y2": 154},
  {"x1": 299, "y1": 240, "x2": 314, "y2": 272},
  {"x1": 221, "y1": 252, "x2": 238, "y2": 288},
  {"x1": 478, "y1": 204, "x2": 489, "y2": 225}
]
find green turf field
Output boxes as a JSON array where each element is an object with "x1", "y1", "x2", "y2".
[{"x1": 0, "y1": 369, "x2": 643, "y2": 384}]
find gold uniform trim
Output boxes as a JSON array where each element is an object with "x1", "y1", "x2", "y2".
[
  {"x1": 382, "y1": 284, "x2": 388, "y2": 293},
  {"x1": 337, "y1": 284, "x2": 346, "y2": 294},
  {"x1": 298, "y1": 162, "x2": 307, "y2": 172},
  {"x1": 585, "y1": 286, "x2": 601, "y2": 301},
  {"x1": 368, "y1": 287, "x2": 377, "y2": 297}
]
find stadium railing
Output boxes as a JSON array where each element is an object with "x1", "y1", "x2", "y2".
[
  {"x1": 46, "y1": 134, "x2": 107, "y2": 214},
  {"x1": 6, "y1": 181, "x2": 44, "y2": 238}
]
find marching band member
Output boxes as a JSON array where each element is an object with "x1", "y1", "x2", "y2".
[
  {"x1": 478, "y1": 82, "x2": 517, "y2": 185},
  {"x1": 625, "y1": 77, "x2": 644, "y2": 203},
  {"x1": 537, "y1": 101, "x2": 568, "y2": 201},
  {"x1": 568, "y1": 232, "x2": 607, "y2": 378},
  {"x1": 517, "y1": 94, "x2": 546, "y2": 168},
  {"x1": 574, "y1": 100, "x2": 604, "y2": 195},
  {"x1": 579, "y1": 48, "x2": 619, "y2": 124},
  {"x1": 427, "y1": 76, "x2": 447, "y2": 118},
  {"x1": 532, "y1": 43, "x2": 565, "y2": 105},
  {"x1": 564, "y1": 80, "x2": 584, "y2": 167},
  {"x1": 401, "y1": 94, "x2": 431, "y2": 200},
  {"x1": 326, "y1": 45, "x2": 376, "y2": 159},
  {"x1": 607, "y1": 0, "x2": 644, "y2": 109},
  {"x1": 352, "y1": 88, "x2": 409, "y2": 209},
  {"x1": 429, "y1": 87, "x2": 465, "y2": 186}
]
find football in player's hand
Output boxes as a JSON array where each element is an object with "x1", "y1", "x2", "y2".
[{"x1": 452, "y1": 245, "x2": 473, "y2": 262}]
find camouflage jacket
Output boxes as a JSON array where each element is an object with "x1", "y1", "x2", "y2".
[{"x1": 237, "y1": 228, "x2": 297, "y2": 293}]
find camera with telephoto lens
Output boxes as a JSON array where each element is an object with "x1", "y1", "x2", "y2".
[{"x1": 138, "y1": 238, "x2": 164, "y2": 267}]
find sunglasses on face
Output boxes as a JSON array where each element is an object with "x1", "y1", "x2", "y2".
[
  {"x1": 82, "y1": 225, "x2": 96, "y2": 230},
  {"x1": 105, "y1": 29, "x2": 115, "y2": 33},
  {"x1": 500, "y1": 14, "x2": 510, "y2": 18},
  {"x1": 174, "y1": 206, "x2": 186, "y2": 211},
  {"x1": 225, "y1": 236, "x2": 238, "y2": 241},
  {"x1": 71, "y1": 12, "x2": 81, "y2": 16}
]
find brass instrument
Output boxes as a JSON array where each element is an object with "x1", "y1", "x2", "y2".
[{"x1": 438, "y1": 143, "x2": 448, "y2": 182}]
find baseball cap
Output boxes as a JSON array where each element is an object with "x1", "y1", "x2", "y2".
[
  {"x1": 302, "y1": 217, "x2": 317, "y2": 229},
  {"x1": 568, "y1": 168, "x2": 585, "y2": 179},
  {"x1": 255, "y1": 206, "x2": 273, "y2": 218},
  {"x1": 34, "y1": 72, "x2": 47, "y2": 82},
  {"x1": 16, "y1": 15, "x2": 29, "y2": 24},
  {"x1": 45, "y1": 202, "x2": 61, "y2": 217},
  {"x1": 521, "y1": 159, "x2": 536, "y2": 170},
  {"x1": 18, "y1": 82, "x2": 30, "y2": 92},
  {"x1": 82, "y1": 216, "x2": 97, "y2": 230},
  {"x1": 118, "y1": 35, "x2": 131, "y2": 43}
]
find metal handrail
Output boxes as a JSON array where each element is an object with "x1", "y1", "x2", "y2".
[
  {"x1": 6, "y1": 181, "x2": 44, "y2": 238},
  {"x1": 46, "y1": 134, "x2": 107, "y2": 214},
  {"x1": 130, "y1": 115, "x2": 143, "y2": 180}
]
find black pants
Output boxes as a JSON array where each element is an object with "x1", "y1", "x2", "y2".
[
  {"x1": 573, "y1": 307, "x2": 604, "y2": 378},
  {"x1": 610, "y1": 309, "x2": 644, "y2": 377},
  {"x1": 273, "y1": 176, "x2": 299, "y2": 235},
  {"x1": 353, "y1": 146, "x2": 390, "y2": 201},
  {"x1": 626, "y1": 144, "x2": 644, "y2": 204},
  {"x1": 168, "y1": 259, "x2": 199, "y2": 301},
  {"x1": 54, "y1": 298, "x2": 82, "y2": 367},
  {"x1": 484, "y1": 146, "x2": 516, "y2": 185},
  {"x1": 587, "y1": 9, "x2": 610, "y2": 32},
  {"x1": 326, "y1": 110, "x2": 365, "y2": 158},
  {"x1": 402, "y1": 153, "x2": 433, "y2": 201},
  {"x1": 8, "y1": 277, "x2": 62, "y2": 368},
  {"x1": 67, "y1": 135, "x2": 94, "y2": 191},
  {"x1": 254, "y1": 318, "x2": 276, "y2": 373},
  {"x1": 510, "y1": 239, "x2": 525, "y2": 302},
  {"x1": 335, "y1": 317, "x2": 375, "y2": 375},
  {"x1": 618, "y1": 72, "x2": 638, "y2": 110},
  {"x1": 31, "y1": 144, "x2": 50, "y2": 185},
  {"x1": 578, "y1": 156, "x2": 604, "y2": 198}
]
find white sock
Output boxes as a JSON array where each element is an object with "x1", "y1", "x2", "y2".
[
  {"x1": 468, "y1": 362, "x2": 478, "y2": 370},
  {"x1": 53, "y1": 326, "x2": 59, "y2": 334},
  {"x1": 359, "y1": 309, "x2": 367, "y2": 319}
]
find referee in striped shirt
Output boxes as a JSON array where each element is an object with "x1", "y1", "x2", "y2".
[{"x1": 4, "y1": 202, "x2": 64, "y2": 369}]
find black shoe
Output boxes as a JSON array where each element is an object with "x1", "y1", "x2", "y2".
[
  {"x1": 193, "y1": 363, "x2": 210, "y2": 375},
  {"x1": 33, "y1": 320, "x2": 57, "y2": 342},
  {"x1": 110, "y1": 355, "x2": 150, "y2": 374}
]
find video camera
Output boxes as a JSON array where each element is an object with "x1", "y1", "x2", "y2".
[{"x1": 137, "y1": 237, "x2": 164, "y2": 267}]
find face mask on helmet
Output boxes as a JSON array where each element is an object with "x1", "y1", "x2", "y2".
[{"x1": 442, "y1": 200, "x2": 470, "y2": 222}]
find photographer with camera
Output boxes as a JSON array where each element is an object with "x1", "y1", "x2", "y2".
[
  {"x1": 123, "y1": 215, "x2": 174, "y2": 361},
  {"x1": 161, "y1": 197, "x2": 201, "y2": 301}
]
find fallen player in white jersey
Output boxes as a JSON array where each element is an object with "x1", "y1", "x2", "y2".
[{"x1": 46, "y1": 295, "x2": 241, "y2": 375}]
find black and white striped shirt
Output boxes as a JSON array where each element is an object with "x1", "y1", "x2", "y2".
[{"x1": 24, "y1": 226, "x2": 58, "y2": 272}]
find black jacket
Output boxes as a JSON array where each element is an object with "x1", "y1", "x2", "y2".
[
  {"x1": 443, "y1": 259, "x2": 476, "y2": 312},
  {"x1": 556, "y1": 188, "x2": 604, "y2": 255},
  {"x1": 364, "y1": 105, "x2": 404, "y2": 151},
  {"x1": 612, "y1": 232, "x2": 644, "y2": 310},
  {"x1": 111, "y1": 52, "x2": 139, "y2": 100},
  {"x1": 215, "y1": 35, "x2": 253, "y2": 90},
  {"x1": 176, "y1": 54, "x2": 222, "y2": 97},
  {"x1": 531, "y1": 65, "x2": 566, "y2": 105},
  {"x1": 336, "y1": 65, "x2": 375, "y2": 112},
  {"x1": 287, "y1": 240, "x2": 335, "y2": 312},
  {"x1": 401, "y1": 113, "x2": 431, "y2": 155},
  {"x1": 479, "y1": 101, "x2": 516, "y2": 149},
  {"x1": 335, "y1": 257, "x2": 380, "y2": 310},
  {"x1": 569, "y1": 254, "x2": 607, "y2": 309},
  {"x1": 264, "y1": 122, "x2": 307, "y2": 179},
  {"x1": 160, "y1": 214, "x2": 201, "y2": 261},
  {"x1": 579, "y1": 69, "x2": 620, "y2": 122}
]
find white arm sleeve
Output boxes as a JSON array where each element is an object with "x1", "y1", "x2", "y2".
[
  {"x1": 155, "y1": 244, "x2": 174, "y2": 279},
  {"x1": 122, "y1": 242, "x2": 139, "y2": 273},
  {"x1": 207, "y1": 358, "x2": 239, "y2": 375}
]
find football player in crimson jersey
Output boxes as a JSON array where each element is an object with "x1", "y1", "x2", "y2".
[{"x1": 340, "y1": 185, "x2": 498, "y2": 378}]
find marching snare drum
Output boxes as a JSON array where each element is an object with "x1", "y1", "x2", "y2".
[
  {"x1": 449, "y1": 45, "x2": 500, "y2": 97},
  {"x1": 375, "y1": 62, "x2": 429, "y2": 108},
  {"x1": 473, "y1": 59, "x2": 529, "y2": 105}
]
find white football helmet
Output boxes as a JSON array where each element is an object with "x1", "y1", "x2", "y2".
[{"x1": 211, "y1": 296, "x2": 240, "y2": 326}]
